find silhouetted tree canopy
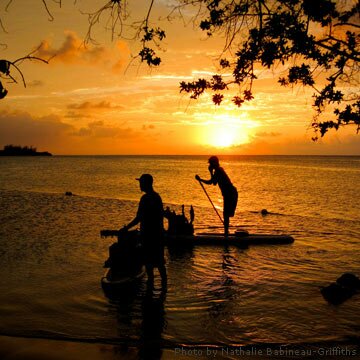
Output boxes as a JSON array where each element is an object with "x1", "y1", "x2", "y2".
[
  {"x1": 1, "y1": 0, "x2": 359, "y2": 138},
  {"x1": 173, "y1": 0, "x2": 360, "y2": 139},
  {"x1": 0, "y1": 144, "x2": 52, "y2": 156}
]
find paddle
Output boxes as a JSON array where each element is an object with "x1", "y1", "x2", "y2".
[{"x1": 196, "y1": 178, "x2": 224, "y2": 226}]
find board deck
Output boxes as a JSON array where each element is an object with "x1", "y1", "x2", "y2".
[
  {"x1": 100, "y1": 230, "x2": 294, "y2": 248},
  {"x1": 167, "y1": 233, "x2": 293, "y2": 247}
]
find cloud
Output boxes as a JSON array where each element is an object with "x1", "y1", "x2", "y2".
[
  {"x1": 255, "y1": 131, "x2": 282, "y2": 138},
  {"x1": 28, "y1": 80, "x2": 45, "y2": 87},
  {"x1": 0, "y1": 110, "x2": 74, "y2": 150},
  {"x1": 230, "y1": 132, "x2": 360, "y2": 155},
  {"x1": 65, "y1": 100, "x2": 125, "y2": 120},
  {"x1": 0, "y1": 109, "x2": 147, "y2": 154},
  {"x1": 35, "y1": 31, "x2": 129, "y2": 72},
  {"x1": 67, "y1": 100, "x2": 124, "y2": 110},
  {"x1": 64, "y1": 111, "x2": 90, "y2": 120},
  {"x1": 71, "y1": 120, "x2": 138, "y2": 139},
  {"x1": 142, "y1": 124, "x2": 156, "y2": 130}
]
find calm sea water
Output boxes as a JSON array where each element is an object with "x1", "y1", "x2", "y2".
[{"x1": 0, "y1": 155, "x2": 360, "y2": 353}]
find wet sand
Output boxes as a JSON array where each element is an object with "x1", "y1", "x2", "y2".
[
  {"x1": 1, "y1": 336, "x2": 132, "y2": 360},
  {"x1": 0, "y1": 336, "x2": 194, "y2": 360},
  {"x1": 1, "y1": 336, "x2": 359, "y2": 359}
]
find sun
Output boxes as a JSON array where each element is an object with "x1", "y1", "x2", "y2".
[
  {"x1": 212, "y1": 127, "x2": 238, "y2": 147},
  {"x1": 200, "y1": 113, "x2": 256, "y2": 148}
]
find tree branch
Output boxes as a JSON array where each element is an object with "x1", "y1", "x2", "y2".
[
  {"x1": 315, "y1": 40, "x2": 360, "y2": 62},
  {"x1": 334, "y1": 22, "x2": 360, "y2": 29}
]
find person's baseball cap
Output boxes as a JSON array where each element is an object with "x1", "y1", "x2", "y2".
[{"x1": 136, "y1": 173, "x2": 153, "y2": 184}]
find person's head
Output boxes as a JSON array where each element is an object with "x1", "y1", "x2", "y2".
[
  {"x1": 136, "y1": 173, "x2": 153, "y2": 192},
  {"x1": 208, "y1": 155, "x2": 220, "y2": 169}
]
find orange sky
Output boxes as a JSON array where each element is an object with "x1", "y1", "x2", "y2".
[{"x1": 1, "y1": 0, "x2": 359, "y2": 155}]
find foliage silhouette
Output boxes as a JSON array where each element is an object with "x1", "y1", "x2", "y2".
[
  {"x1": 0, "y1": 144, "x2": 52, "y2": 156},
  {"x1": 1, "y1": 0, "x2": 359, "y2": 138}
]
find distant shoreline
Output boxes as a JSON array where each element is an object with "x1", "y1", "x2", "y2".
[
  {"x1": 0, "y1": 334, "x2": 358, "y2": 360},
  {"x1": 0, "y1": 145, "x2": 52, "y2": 156}
]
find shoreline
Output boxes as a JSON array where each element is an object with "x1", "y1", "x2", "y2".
[
  {"x1": 0, "y1": 335, "x2": 176, "y2": 360},
  {"x1": 0, "y1": 335, "x2": 359, "y2": 359}
]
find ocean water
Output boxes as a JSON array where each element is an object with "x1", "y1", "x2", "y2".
[{"x1": 0, "y1": 155, "x2": 360, "y2": 353}]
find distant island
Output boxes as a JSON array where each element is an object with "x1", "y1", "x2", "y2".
[{"x1": 0, "y1": 145, "x2": 52, "y2": 156}]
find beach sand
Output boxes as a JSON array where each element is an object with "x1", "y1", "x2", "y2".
[
  {"x1": 0, "y1": 336, "x2": 134, "y2": 360},
  {"x1": 1, "y1": 335, "x2": 359, "y2": 359},
  {"x1": 0, "y1": 335, "x2": 174, "y2": 360}
]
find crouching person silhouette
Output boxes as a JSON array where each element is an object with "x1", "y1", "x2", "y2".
[{"x1": 122, "y1": 174, "x2": 167, "y2": 288}]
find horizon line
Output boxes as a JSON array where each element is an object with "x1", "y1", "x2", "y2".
[{"x1": 49, "y1": 154, "x2": 360, "y2": 157}]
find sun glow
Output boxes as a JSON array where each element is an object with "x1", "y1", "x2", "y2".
[
  {"x1": 200, "y1": 113, "x2": 257, "y2": 148},
  {"x1": 211, "y1": 127, "x2": 239, "y2": 147}
]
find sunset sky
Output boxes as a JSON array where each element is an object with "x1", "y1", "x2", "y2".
[{"x1": 1, "y1": 0, "x2": 359, "y2": 155}]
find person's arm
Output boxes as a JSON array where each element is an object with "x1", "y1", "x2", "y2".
[
  {"x1": 195, "y1": 174, "x2": 213, "y2": 184},
  {"x1": 123, "y1": 215, "x2": 140, "y2": 231},
  {"x1": 121, "y1": 196, "x2": 143, "y2": 231},
  {"x1": 195, "y1": 166, "x2": 216, "y2": 185}
]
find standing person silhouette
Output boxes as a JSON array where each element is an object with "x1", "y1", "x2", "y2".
[
  {"x1": 196, "y1": 156, "x2": 238, "y2": 237},
  {"x1": 122, "y1": 174, "x2": 167, "y2": 288}
]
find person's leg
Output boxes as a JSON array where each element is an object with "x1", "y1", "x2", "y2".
[
  {"x1": 158, "y1": 264, "x2": 167, "y2": 288},
  {"x1": 223, "y1": 195, "x2": 230, "y2": 237},
  {"x1": 146, "y1": 265, "x2": 154, "y2": 286},
  {"x1": 224, "y1": 214, "x2": 229, "y2": 237},
  {"x1": 223, "y1": 188, "x2": 237, "y2": 237}
]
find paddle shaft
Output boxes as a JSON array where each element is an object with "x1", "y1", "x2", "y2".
[{"x1": 197, "y1": 180, "x2": 224, "y2": 225}]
